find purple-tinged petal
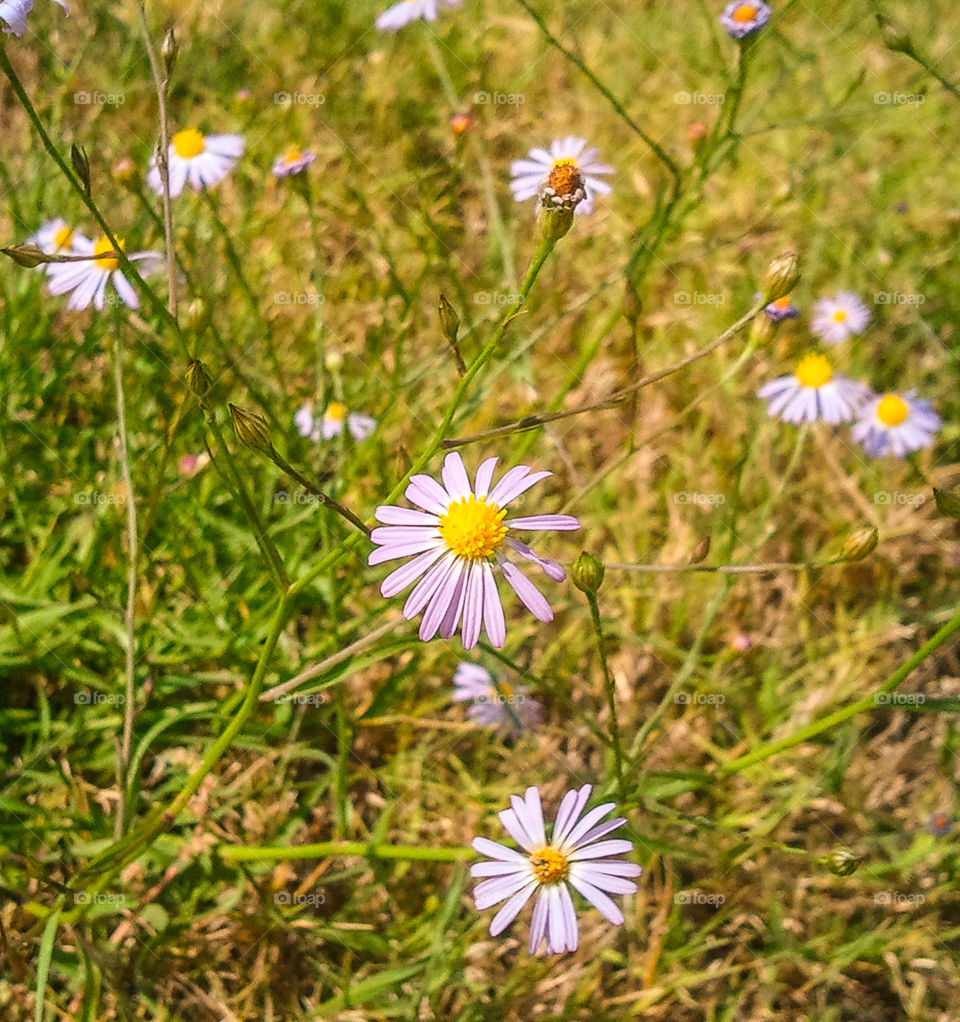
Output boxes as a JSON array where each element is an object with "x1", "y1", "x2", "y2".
[
  {"x1": 474, "y1": 457, "x2": 499, "y2": 498},
  {"x1": 379, "y1": 546, "x2": 446, "y2": 597},
  {"x1": 566, "y1": 872, "x2": 624, "y2": 925},
  {"x1": 460, "y1": 562, "x2": 485, "y2": 650},
  {"x1": 561, "y1": 805, "x2": 620, "y2": 848},
  {"x1": 405, "y1": 474, "x2": 451, "y2": 514},
  {"x1": 506, "y1": 514, "x2": 580, "y2": 531},
  {"x1": 489, "y1": 467, "x2": 551, "y2": 507},
  {"x1": 552, "y1": 785, "x2": 592, "y2": 846},
  {"x1": 501, "y1": 562, "x2": 554, "y2": 623},
  {"x1": 569, "y1": 838, "x2": 636, "y2": 860},
  {"x1": 403, "y1": 552, "x2": 457, "y2": 617},
  {"x1": 504, "y1": 538, "x2": 566, "y2": 582},
  {"x1": 481, "y1": 562, "x2": 506, "y2": 647},
  {"x1": 375, "y1": 506, "x2": 439, "y2": 526},
  {"x1": 474, "y1": 872, "x2": 534, "y2": 911},
  {"x1": 441, "y1": 451, "x2": 472, "y2": 500},
  {"x1": 369, "y1": 538, "x2": 443, "y2": 566},
  {"x1": 528, "y1": 889, "x2": 549, "y2": 954},
  {"x1": 420, "y1": 558, "x2": 465, "y2": 640}
]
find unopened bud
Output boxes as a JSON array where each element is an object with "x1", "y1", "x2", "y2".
[
  {"x1": 160, "y1": 27, "x2": 178, "y2": 76},
  {"x1": 229, "y1": 403, "x2": 273, "y2": 454},
  {"x1": 2, "y1": 244, "x2": 48, "y2": 268},
  {"x1": 818, "y1": 846, "x2": 860, "y2": 877},
  {"x1": 438, "y1": 294, "x2": 460, "y2": 345},
  {"x1": 761, "y1": 251, "x2": 800, "y2": 304},
  {"x1": 450, "y1": 111, "x2": 474, "y2": 136},
  {"x1": 182, "y1": 297, "x2": 210, "y2": 333},
  {"x1": 689, "y1": 536, "x2": 711, "y2": 564},
  {"x1": 185, "y1": 359, "x2": 212, "y2": 399},
  {"x1": 749, "y1": 312, "x2": 777, "y2": 345},
  {"x1": 933, "y1": 488, "x2": 960, "y2": 519},
  {"x1": 838, "y1": 526, "x2": 878, "y2": 563},
  {"x1": 71, "y1": 144, "x2": 91, "y2": 196},
  {"x1": 687, "y1": 120, "x2": 708, "y2": 146},
  {"x1": 875, "y1": 14, "x2": 915, "y2": 56},
  {"x1": 539, "y1": 206, "x2": 576, "y2": 244},
  {"x1": 572, "y1": 551, "x2": 605, "y2": 595}
]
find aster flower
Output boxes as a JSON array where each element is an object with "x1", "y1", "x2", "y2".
[
  {"x1": 27, "y1": 218, "x2": 89, "y2": 258},
  {"x1": 851, "y1": 390, "x2": 940, "y2": 458},
  {"x1": 810, "y1": 292, "x2": 871, "y2": 345},
  {"x1": 452, "y1": 662, "x2": 542, "y2": 733},
  {"x1": 294, "y1": 401, "x2": 376, "y2": 442},
  {"x1": 758, "y1": 353, "x2": 868, "y2": 425},
  {"x1": 471, "y1": 785, "x2": 642, "y2": 955},
  {"x1": 720, "y1": 2, "x2": 771, "y2": 39},
  {"x1": 510, "y1": 137, "x2": 613, "y2": 215},
  {"x1": 1, "y1": 0, "x2": 67, "y2": 36},
  {"x1": 46, "y1": 235, "x2": 162, "y2": 312},
  {"x1": 928, "y1": 812, "x2": 953, "y2": 837},
  {"x1": 368, "y1": 452, "x2": 579, "y2": 649},
  {"x1": 272, "y1": 146, "x2": 316, "y2": 178},
  {"x1": 376, "y1": 0, "x2": 461, "y2": 32},
  {"x1": 763, "y1": 294, "x2": 799, "y2": 322},
  {"x1": 146, "y1": 129, "x2": 245, "y2": 197}
]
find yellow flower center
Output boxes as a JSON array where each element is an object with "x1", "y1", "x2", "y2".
[
  {"x1": 173, "y1": 128, "x2": 205, "y2": 159},
  {"x1": 773, "y1": 295, "x2": 792, "y2": 309},
  {"x1": 876, "y1": 393, "x2": 909, "y2": 426},
  {"x1": 733, "y1": 4, "x2": 758, "y2": 21},
  {"x1": 54, "y1": 225, "x2": 74, "y2": 249},
  {"x1": 284, "y1": 146, "x2": 303, "y2": 165},
  {"x1": 548, "y1": 160, "x2": 583, "y2": 198},
  {"x1": 794, "y1": 353, "x2": 833, "y2": 389},
  {"x1": 498, "y1": 682, "x2": 515, "y2": 699},
  {"x1": 325, "y1": 401, "x2": 347, "y2": 422},
  {"x1": 93, "y1": 235, "x2": 125, "y2": 271},
  {"x1": 529, "y1": 847, "x2": 569, "y2": 884},
  {"x1": 438, "y1": 495, "x2": 507, "y2": 560},
  {"x1": 832, "y1": 309, "x2": 848, "y2": 323}
]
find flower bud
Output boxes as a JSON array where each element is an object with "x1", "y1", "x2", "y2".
[
  {"x1": 185, "y1": 359, "x2": 212, "y2": 399},
  {"x1": 450, "y1": 111, "x2": 474, "y2": 137},
  {"x1": 229, "y1": 403, "x2": 273, "y2": 454},
  {"x1": 161, "y1": 27, "x2": 178, "y2": 77},
  {"x1": 438, "y1": 294, "x2": 460, "y2": 345},
  {"x1": 689, "y1": 536, "x2": 711, "y2": 564},
  {"x1": 761, "y1": 251, "x2": 800, "y2": 304},
  {"x1": 71, "y1": 144, "x2": 91, "y2": 196},
  {"x1": 687, "y1": 120, "x2": 708, "y2": 146},
  {"x1": 819, "y1": 846, "x2": 860, "y2": 877},
  {"x1": 933, "y1": 488, "x2": 960, "y2": 519},
  {"x1": 572, "y1": 551, "x2": 605, "y2": 595},
  {"x1": 2, "y1": 244, "x2": 48, "y2": 268},
  {"x1": 838, "y1": 525, "x2": 878, "y2": 563},
  {"x1": 182, "y1": 297, "x2": 210, "y2": 333}
]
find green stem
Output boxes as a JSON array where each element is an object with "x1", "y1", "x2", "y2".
[
  {"x1": 220, "y1": 840, "x2": 474, "y2": 864},
  {"x1": 585, "y1": 591, "x2": 625, "y2": 799}
]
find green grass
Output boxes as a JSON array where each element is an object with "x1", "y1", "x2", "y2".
[{"x1": 2, "y1": 0, "x2": 960, "y2": 1018}]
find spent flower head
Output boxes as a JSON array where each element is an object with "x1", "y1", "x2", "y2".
[
  {"x1": 368, "y1": 452, "x2": 579, "y2": 649},
  {"x1": 471, "y1": 785, "x2": 642, "y2": 955}
]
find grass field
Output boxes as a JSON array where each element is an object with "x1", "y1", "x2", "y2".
[{"x1": 2, "y1": 0, "x2": 960, "y2": 1018}]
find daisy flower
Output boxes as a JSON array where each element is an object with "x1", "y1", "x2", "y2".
[
  {"x1": 851, "y1": 390, "x2": 940, "y2": 458},
  {"x1": 376, "y1": 0, "x2": 461, "y2": 32},
  {"x1": 1, "y1": 0, "x2": 67, "y2": 36},
  {"x1": 46, "y1": 235, "x2": 162, "y2": 312},
  {"x1": 763, "y1": 294, "x2": 799, "y2": 322},
  {"x1": 295, "y1": 402, "x2": 376, "y2": 442},
  {"x1": 146, "y1": 129, "x2": 245, "y2": 197},
  {"x1": 720, "y1": 2, "x2": 771, "y2": 39},
  {"x1": 27, "y1": 218, "x2": 89, "y2": 258},
  {"x1": 273, "y1": 146, "x2": 316, "y2": 178},
  {"x1": 510, "y1": 137, "x2": 613, "y2": 215},
  {"x1": 452, "y1": 662, "x2": 542, "y2": 733},
  {"x1": 471, "y1": 785, "x2": 642, "y2": 955},
  {"x1": 368, "y1": 452, "x2": 579, "y2": 649},
  {"x1": 810, "y1": 291, "x2": 871, "y2": 345},
  {"x1": 758, "y1": 353, "x2": 868, "y2": 425}
]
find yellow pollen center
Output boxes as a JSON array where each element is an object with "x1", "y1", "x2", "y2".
[
  {"x1": 876, "y1": 393, "x2": 909, "y2": 426},
  {"x1": 54, "y1": 225, "x2": 74, "y2": 249},
  {"x1": 832, "y1": 309, "x2": 848, "y2": 323},
  {"x1": 498, "y1": 682, "x2": 515, "y2": 699},
  {"x1": 530, "y1": 847, "x2": 569, "y2": 884},
  {"x1": 548, "y1": 160, "x2": 582, "y2": 197},
  {"x1": 284, "y1": 146, "x2": 303, "y2": 164},
  {"x1": 438, "y1": 495, "x2": 507, "y2": 560},
  {"x1": 773, "y1": 295, "x2": 792, "y2": 309},
  {"x1": 733, "y1": 4, "x2": 758, "y2": 21},
  {"x1": 93, "y1": 235, "x2": 125, "y2": 271},
  {"x1": 794, "y1": 353, "x2": 833, "y2": 389},
  {"x1": 173, "y1": 128, "x2": 205, "y2": 159},
  {"x1": 325, "y1": 401, "x2": 347, "y2": 422}
]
